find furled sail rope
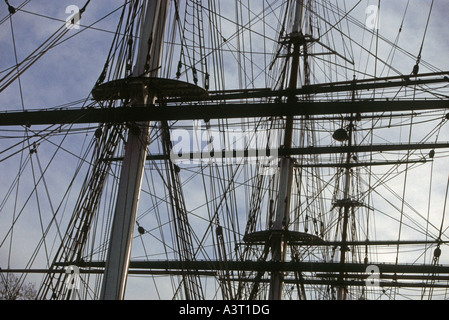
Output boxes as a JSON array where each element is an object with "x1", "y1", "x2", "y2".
[{"x1": 0, "y1": 0, "x2": 92, "y2": 93}]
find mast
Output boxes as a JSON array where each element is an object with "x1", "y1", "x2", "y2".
[
  {"x1": 335, "y1": 119, "x2": 354, "y2": 300},
  {"x1": 100, "y1": 0, "x2": 169, "y2": 300},
  {"x1": 269, "y1": 0, "x2": 305, "y2": 300}
]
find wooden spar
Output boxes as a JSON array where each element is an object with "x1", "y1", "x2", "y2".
[
  {"x1": 99, "y1": 0, "x2": 169, "y2": 300},
  {"x1": 268, "y1": 0, "x2": 305, "y2": 300},
  {"x1": 0, "y1": 99, "x2": 448, "y2": 126}
]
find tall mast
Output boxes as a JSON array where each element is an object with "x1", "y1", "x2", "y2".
[
  {"x1": 100, "y1": 0, "x2": 169, "y2": 300},
  {"x1": 336, "y1": 119, "x2": 354, "y2": 301},
  {"x1": 269, "y1": 0, "x2": 305, "y2": 300}
]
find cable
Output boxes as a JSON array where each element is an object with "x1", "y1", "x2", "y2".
[
  {"x1": 0, "y1": 0, "x2": 30, "y2": 26},
  {"x1": 18, "y1": 8, "x2": 122, "y2": 36},
  {"x1": 0, "y1": 0, "x2": 97, "y2": 93}
]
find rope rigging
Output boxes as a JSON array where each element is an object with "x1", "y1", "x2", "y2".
[
  {"x1": 1, "y1": 0, "x2": 449, "y2": 301},
  {"x1": 4, "y1": 0, "x2": 15, "y2": 14},
  {"x1": 0, "y1": 0, "x2": 95, "y2": 93},
  {"x1": 412, "y1": 0, "x2": 434, "y2": 76}
]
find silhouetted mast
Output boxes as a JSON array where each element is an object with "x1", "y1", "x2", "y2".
[{"x1": 100, "y1": 0, "x2": 169, "y2": 300}]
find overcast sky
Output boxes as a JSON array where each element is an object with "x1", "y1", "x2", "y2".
[
  {"x1": 1, "y1": 0, "x2": 448, "y2": 110},
  {"x1": 1, "y1": 0, "x2": 449, "y2": 300},
  {"x1": 0, "y1": 0, "x2": 123, "y2": 110}
]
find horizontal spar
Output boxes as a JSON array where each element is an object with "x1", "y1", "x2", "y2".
[
  {"x1": 0, "y1": 100, "x2": 448, "y2": 126},
  {"x1": 229, "y1": 278, "x2": 449, "y2": 289},
  {"x1": 0, "y1": 268, "x2": 216, "y2": 276},
  {"x1": 168, "y1": 71, "x2": 449, "y2": 102},
  {"x1": 103, "y1": 143, "x2": 449, "y2": 161},
  {"x1": 55, "y1": 260, "x2": 449, "y2": 275},
  {"x1": 2, "y1": 268, "x2": 448, "y2": 288}
]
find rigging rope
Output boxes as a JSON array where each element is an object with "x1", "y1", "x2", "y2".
[
  {"x1": 0, "y1": 0, "x2": 93, "y2": 93},
  {"x1": 2, "y1": 0, "x2": 449, "y2": 300},
  {"x1": 3, "y1": 0, "x2": 15, "y2": 14},
  {"x1": 412, "y1": 0, "x2": 434, "y2": 75}
]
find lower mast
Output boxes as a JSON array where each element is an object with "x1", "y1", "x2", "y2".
[
  {"x1": 269, "y1": 0, "x2": 304, "y2": 300},
  {"x1": 100, "y1": 0, "x2": 169, "y2": 300}
]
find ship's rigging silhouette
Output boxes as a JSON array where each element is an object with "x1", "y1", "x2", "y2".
[{"x1": 1, "y1": 0, "x2": 449, "y2": 300}]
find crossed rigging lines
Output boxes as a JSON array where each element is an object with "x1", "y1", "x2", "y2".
[
  {"x1": 0, "y1": 0, "x2": 127, "y2": 93},
  {"x1": 0, "y1": 0, "x2": 448, "y2": 300}
]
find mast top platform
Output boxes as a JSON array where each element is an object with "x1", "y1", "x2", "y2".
[
  {"x1": 92, "y1": 77, "x2": 209, "y2": 102},
  {"x1": 243, "y1": 230, "x2": 325, "y2": 245}
]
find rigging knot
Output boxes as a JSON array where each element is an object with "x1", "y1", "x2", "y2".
[
  {"x1": 412, "y1": 53, "x2": 422, "y2": 76},
  {"x1": 30, "y1": 145, "x2": 37, "y2": 154},
  {"x1": 4, "y1": 0, "x2": 15, "y2": 14},
  {"x1": 137, "y1": 226, "x2": 145, "y2": 235},
  {"x1": 412, "y1": 63, "x2": 420, "y2": 76},
  {"x1": 434, "y1": 247, "x2": 441, "y2": 258}
]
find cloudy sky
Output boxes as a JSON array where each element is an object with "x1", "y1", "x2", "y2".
[
  {"x1": 1, "y1": 0, "x2": 448, "y2": 109},
  {"x1": 1, "y1": 0, "x2": 449, "y2": 300},
  {"x1": 0, "y1": 0, "x2": 124, "y2": 110}
]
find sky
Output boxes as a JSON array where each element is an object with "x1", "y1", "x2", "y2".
[
  {"x1": 1, "y1": 0, "x2": 449, "y2": 107},
  {"x1": 1, "y1": 0, "x2": 449, "y2": 300},
  {"x1": 0, "y1": 0, "x2": 123, "y2": 109}
]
